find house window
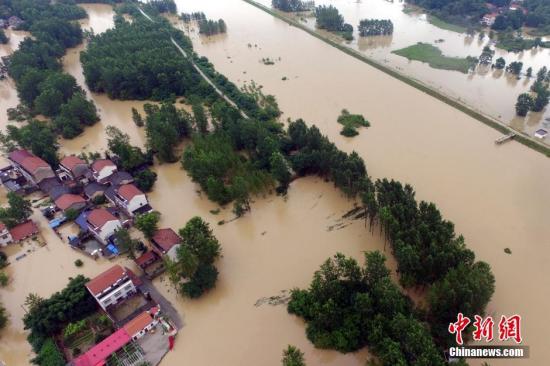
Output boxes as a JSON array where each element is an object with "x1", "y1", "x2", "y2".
[{"x1": 113, "y1": 290, "x2": 122, "y2": 298}]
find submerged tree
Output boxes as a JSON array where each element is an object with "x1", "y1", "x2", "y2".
[
  {"x1": 515, "y1": 93, "x2": 534, "y2": 116},
  {"x1": 165, "y1": 217, "x2": 222, "y2": 298},
  {"x1": 282, "y1": 345, "x2": 306, "y2": 366},
  {"x1": 358, "y1": 19, "x2": 393, "y2": 36}
]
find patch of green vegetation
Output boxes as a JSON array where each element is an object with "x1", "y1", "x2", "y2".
[
  {"x1": 74, "y1": 259, "x2": 83, "y2": 267},
  {"x1": 427, "y1": 15, "x2": 467, "y2": 33},
  {"x1": 393, "y1": 43, "x2": 476, "y2": 74},
  {"x1": 337, "y1": 109, "x2": 369, "y2": 137},
  {"x1": 210, "y1": 209, "x2": 220, "y2": 215}
]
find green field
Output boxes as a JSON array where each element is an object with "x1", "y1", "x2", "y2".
[
  {"x1": 392, "y1": 43, "x2": 476, "y2": 73},
  {"x1": 427, "y1": 15, "x2": 467, "y2": 33}
]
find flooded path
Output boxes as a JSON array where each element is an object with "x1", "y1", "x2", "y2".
[{"x1": 0, "y1": 1, "x2": 549, "y2": 365}]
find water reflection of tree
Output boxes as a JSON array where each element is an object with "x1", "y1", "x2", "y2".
[
  {"x1": 491, "y1": 69, "x2": 504, "y2": 79},
  {"x1": 357, "y1": 35, "x2": 393, "y2": 51}
]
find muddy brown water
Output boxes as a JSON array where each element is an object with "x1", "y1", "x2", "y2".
[
  {"x1": 0, "y1": 2, "x2": 549, "y2": 365},
  {"x1": 254, "y1": 0, "x2": 550, "y2": 134}
]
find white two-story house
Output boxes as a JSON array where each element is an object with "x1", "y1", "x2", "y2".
[
  {"x1": 106, "y1": 183, "x2": 152, "y2": 217},
  {"x1": 91, "y1": 159, "x2": 117, "y2": 184},
  {"x1": 86, "y1": 265, "x2": 139, "y2": 311},
  {"x1": 86, "y1": 208, "x2": 122, "y2": 244}
]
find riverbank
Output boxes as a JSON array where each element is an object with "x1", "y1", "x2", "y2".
[{"x1": 242, "y1": 0, "x2": 550, "y2": 158}]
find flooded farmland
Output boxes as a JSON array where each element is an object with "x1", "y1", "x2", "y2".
[
  {"x1": 1, "y1": 1, "x2": 550, "y2": 365},
  {"x1": 254, "y1": 0, "x2": 550, "y2": 134}
]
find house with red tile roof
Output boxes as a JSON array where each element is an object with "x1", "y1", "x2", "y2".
[
  {"x1": 9, "y1": 220, "x2": 38, "y2": 243},
  {"x1": 54, "y1": 194, "x2": 87, "y2": 213},
  {"x1": 105, "y1": 183, "x2": 152, "y2": 217},
  {"x1": 123, "y1": 307, "x2": 160, "y2": 340},
  {"x1": 59, "y1": 155, "x2": 90, "y2": 181},
  {"x1": 86, "y1": 208, "x2": 122, "y2": 244},
  {"x1": 135, "y1": 251, "x2": 159, "y2": 269},
  {"x1": 73, "y1": 328, "x2": 131, "y2": 366},
  {"x1": 91, "y1": 159, "x2": 117, "y2": 184},
  {"x1": 86, "y1": 265, "x2": 139, "y2": 311},
  {"x1": 0, "y1": 222, "x2": 12, "y2": 247},
  {"x1": 151, "y1": 228, "x2": 181, "y2": 254},
  {"x1": 8, "y1": 149, "x2": 55, "y2": 186}
]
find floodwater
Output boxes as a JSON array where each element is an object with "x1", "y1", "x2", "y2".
[
  {"x1": 1, "y1": 1, "x2": 550, "y2": 365},
  {"x1": 254, "y1": 0, "x2": 550, "y2": 135}
]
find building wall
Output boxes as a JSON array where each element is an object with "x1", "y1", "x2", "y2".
[
  {"x1": 95, "y1": 279, "x2": 136, "y2": 310},
  {"x1": 131, "y1": 319, "x2": 159, "y2": 340},
  {"x1": 97, "y1": 219, "x2": 122, "y2": 243},
  {"x1": 95, "y1": 166, "x2": 117, "y2": 183},
  {"x1": 0, "y1": 229, "x2": 13, "y2": 246},
  {"x1": 127, "y1": 195, "x2": 148, "y2": 215}
]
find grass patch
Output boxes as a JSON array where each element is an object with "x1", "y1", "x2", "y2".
[
  {"x1": 392, "y1": 42, "x2": 476, "y2": 74},
  {"x1": 427, "y1": 15, "x2": 467, "y2": 33},
  {"x1": 337, "y1": 109, "x2": 370, "y2": 137}
]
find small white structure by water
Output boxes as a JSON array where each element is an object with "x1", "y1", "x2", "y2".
[{"x1": 534, "y1": 129, "x2": 548, "y2": 139}]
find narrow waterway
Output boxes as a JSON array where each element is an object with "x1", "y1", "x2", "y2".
[{"x1": 0, "y1": 1, "x2": 549, "y2": 365}]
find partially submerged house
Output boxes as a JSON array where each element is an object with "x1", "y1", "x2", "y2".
[
  {"x1": 134, "y1": 250, "x2": 164, "y2": 279},
  {"x1": 91, "y1": 159, "x2": 117, "y2": 184},
  {"x1": 122, "y1": 307, "x2": 160, "y2": 340},
  {"x1": 0, "y1": 223, "x2": 12, "y2": 247},
  {"x1": 86, "y1": 208, "x2": 122, "y2": 245},
  {"x1": 151, "y1": 228, "x2": 181, "y2": 255},
  {"x1": 9, "y1": 220, "x2": 38, "y2": 243},
  {"x1": 86, "y1": 264, "x2": 139, "y2": 311},
  {"x1": 58, "y1": 155, "x2": 90, "y2": 182},
  {"x1": 8, "y1": 149, "x2": 55, "y2": 186},
  {"x1": 105, "y1": 183, "x2": 152, "y2": 217},
  {"x1": 54, "y1": 194, "x2": 87, "y2": 213}
]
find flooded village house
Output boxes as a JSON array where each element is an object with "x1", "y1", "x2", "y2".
[
  {"x1": 85, "y1": 265, "x2": 139, "y2": 311},
  {"x1": 105, "y1": 183, "x2": 152, "y2": 217},
  {"x1": 91, "y1": 159, "x2": 117, "y2": 184},
  {"x1": 0, "y1": 221, "x2": 39, "y2": 247},
  {"x1": 58, "y1": 155, "x2": 90, "y2": 182},
  {"x1": 7, "y1": 149, "x2": 55, "y2": 187},
  {"x1": 85, "y1": 208, "x2": 122, "y2": 245}
]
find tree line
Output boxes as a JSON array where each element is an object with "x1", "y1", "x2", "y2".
[
  {"x1": 81, "y1": 18, "x2": 214, "y2": 101},
  {"x1": 515, "y1": 66, "x2": 550, "y2": 116},
  {"x1": 315, "y1": 5, "x2": 353, "y2": 41},
  {"x1": 198, "y1": 19, "x2": 227, "y2": 36},
  {"x1": 358, "y1": 19, "x2": 394, "y2": 36},
  {"x1": 0, "y1": 0, "x2": 99, "y2": 166},
  {"x1": 272, "y1": 0, "x2": 315, "y2": 12},
  {"x1": 23, "y1": 276, "x2": 97, "y2": 366}
]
